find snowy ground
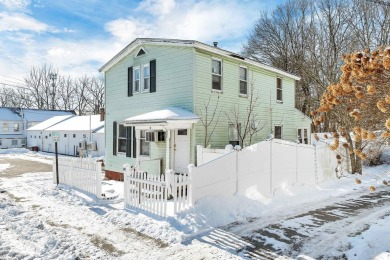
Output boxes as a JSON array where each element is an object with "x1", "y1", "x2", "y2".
[{"x1": 1, "y1": 148, "x2": 390, "y2": 259}]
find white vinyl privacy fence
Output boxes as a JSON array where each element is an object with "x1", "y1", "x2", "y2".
[
  {"x1": 192, "y1": 139, "x2": 349, "y2": 202},
  {"x1": 53, "y1": 157, "x2": 102, "y2": 198},
  {"x1": 123, "y1": 165, "x2": 192, "y2": 217}
]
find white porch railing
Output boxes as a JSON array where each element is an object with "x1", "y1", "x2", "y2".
[
  {"x1": 53, "y1": 157, "x2": 102, "y2": 198},
  {"x1": 123, "y1": 165, "x2": 192, "y2": 217}
]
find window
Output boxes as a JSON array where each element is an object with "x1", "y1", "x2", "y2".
[
  {"x1": 45, "y1": 136, "x2": 48, "y2": 139},
  {"x1": 118, "y1": 124, "x2": 127, "y2": 153},
  {"x1": 0, "y1": 140, "x2": 2, "y2": 146},
  {"x1": 12, "y1": 140, "x2": 17, "y2": 146},
  {"x1": 212, "y1": 59, "x2": 222, "y2": 91},
  {"x1": 239, "y1": 67, "x2": 247, "y2": 95},
  {"x1": 64, "y1": 134, "x2": 67, "y2": 138},
  {"x1": 3, "y1": 123, "x2": 8, "y2": 132},
  {"x1": 14, "y1": 123, "x2": 19, "y2": 132},
  {"x1": 157, "y1": 131, "x2": 165, "y2": 142},
  {"x1": 145, "y1": 131, "x2": 155, "y2": 142},
  {"x1": 178, "y1": 129, "x2": 188, "y2": 135},
  {"x1": 228, "y1": 124, "x2": 240, "y2": 146},
  {"x1": 274, "y1": 125, "x2": 282, "y2": 139},
  {"x1": 277, "y1": 78, "x2": 283, "y2": 102},
  {"x1": 143, "y1": 64, "x2": 150, "y2": 91},
  {"x1": 134, "y1": 67, "x2": 140, "y2": 93},
  {"x1": 136, "y1": 48, "x2": 146, "y2": 57},
  {"x1": 83, "y1": 134, "x2": 87, "y2": 138},
  {"x1": 21, "y1": 139, "x2": 26, "y2": 145},
  {"x1": 298, "y1": 128, "x2": 308, "y2": 144},
  {"x1": 140, "y1": 130, "x2": 150, "y2": 156}
]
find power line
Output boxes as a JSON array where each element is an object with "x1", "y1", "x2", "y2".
[
  {"x1": 0, "y1": 82, "x2": 30, "y2": 90},
  {"x1": 0, "y1": 73, "x2": 24, "y2": 83}
]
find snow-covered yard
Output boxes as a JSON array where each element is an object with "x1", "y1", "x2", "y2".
[{"x1": 1, "y1": 148, "x2": 390, "y2": 259}]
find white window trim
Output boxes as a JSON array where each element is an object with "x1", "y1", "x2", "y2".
[
  {"x1": 297, "y1": 128, "x2": 309, "y2": 144},
  {"x1": 211, "y1": 58, "x2": 223, "y2": 93},
  {"x1": 142, "y1": 63, "x2": 150, "y2": 93},
  {"x1": 276, "y1": 77, "x2": 283, "y2": 103},
  {"x1": 239, "y1": 65, "x2": 248, "y2": 97},
  {"x1": 133, "y1": 66, "x2": 141, "y2": 94},
  {"x1": 274, "y1": 125, "x2": 283, "y2": 139},
  {"x1": 139, "y1": 130, "x2": 150, "y2": 157},
  {"x1": 3, "y1": 123, "x2": 9, "y2": 133}
]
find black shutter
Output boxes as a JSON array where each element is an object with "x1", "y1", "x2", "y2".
[
  {"x1": 126, "y1": 127, "x2": 132, "y2": 157},
  {"x1": 128, "y1": 67, "x2": 133, "y2": 97},
  {"x1": 113, "y1": 121, "x2": 117, "y2": 156},
  {"x1": 132, "y1": 126, "x2": 136, "y2": 158},
  {"x1": 150, "y1": 60, "x2": 156, "y2": 93}
]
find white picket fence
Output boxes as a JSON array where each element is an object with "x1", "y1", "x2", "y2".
[
  {"x1": 124, "y1": 166, "x2": 192, "y2": 217},
  {"x1": 53, "y1": 157, "x2": 102, "y2": 198}
]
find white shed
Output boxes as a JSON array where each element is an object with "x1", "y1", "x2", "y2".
[
  {"x1": 27, "y1": 115, "x2": 75, "y2": 151},
  {"x1": 44, "y1": 115, "x2": 105, "y2": 156}
]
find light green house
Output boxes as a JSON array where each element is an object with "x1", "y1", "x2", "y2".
[{"x1": 99, "y1": 38, "x2": 311, "y2": 179}]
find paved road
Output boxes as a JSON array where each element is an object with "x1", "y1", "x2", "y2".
[
  {"x1": 191, "y1": 187, "x2": 390, "y2": 259},
  {"x1": 0, "y1": 157, "x2": 52, "y2": 178}
]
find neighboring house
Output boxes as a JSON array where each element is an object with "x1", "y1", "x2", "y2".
[
  {"x1": 0, "y1": 107, "x2": 75, "y2": 149},
  {"x1": 99, "y1": 38, "x2": 312, "y2": 179},
  {"x1": 39, "y1": 115, "x2": 105, "y2": 157},
  {"x1": 27, "y1": 115, "x2": 76, "y2": 151},
  {"x1": 0, "y1": 108, "x2": 25, "y2": 148}
]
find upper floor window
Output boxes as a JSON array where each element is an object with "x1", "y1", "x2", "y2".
[
  {"x1": 298, "y1": 128, "x2": 308, "y2": 144},
  {"x1": 212, "y1": 59, "x2": 222, "y2": 91},
  {"x1": 12, "y1": 140, "x2": 17, "y2": 146},
  {"x1": 274, "y1": 125, "x2": 282, "y2": 139},
  {"x1": 134, "y1": 67, "x2": 140, "y2": 93},
  {"x1": 239, "y1": 67, "x2": 247, "y2": 95},
  {"x1": 14, "y1": 123, "x2": 19, "y2": 132},
  {"x1": 143, "y1": 64, "x2": 150, "y2": 91},
  {"x1": 3, "y1": 123, "x2": 9, "y2": 132},
  {"x1": 277, "y1": 78, "x2": 283, "y2": 102}
]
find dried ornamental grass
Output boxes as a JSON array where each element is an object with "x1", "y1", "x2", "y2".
[
  {"x1": 369, "y1": 186, "x2": 376, "y2": 192},
  {"x1": 355, "y1": 178, "x2": 361, "y2": 184},
  {"x1": 383, "y1": 180, "x2": 388, "y2": 186}
]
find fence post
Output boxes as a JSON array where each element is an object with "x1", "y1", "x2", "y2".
[
  {"x1": 96, "y1": 161, "x2": 102, "y2": 198},
  {"x1": 187, "y1": 164, "x2": 194, "y2": 206},
  {"x1": 314, "y1": 145, "x2": 318, "y2": 184},
  {"x1": 196, "y1": 145, "x2": 203, "y2": 166}
]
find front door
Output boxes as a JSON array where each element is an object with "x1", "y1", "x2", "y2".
[{"x1": 174, "y1": 129, "x2": 190, "y2": 173}]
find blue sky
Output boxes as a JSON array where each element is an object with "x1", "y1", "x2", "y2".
[{"x1": 0, "y1": 0, "x2": 281, "y2": 83}]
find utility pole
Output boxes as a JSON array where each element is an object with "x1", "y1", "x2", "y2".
[{"x1": 49, "y1": 73, "x2": 57, "y2": 110}]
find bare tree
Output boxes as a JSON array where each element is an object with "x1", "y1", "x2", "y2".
[
  {"x1": 226, "y1": 81, "x2": 264, "y2": 147},
  {"x1": 196, "y1": 94, "x2": 221, "y2": 147}
]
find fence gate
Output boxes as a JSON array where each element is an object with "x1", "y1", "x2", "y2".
[{"x1": 124, "y1": 168, "x2": 168, "y2": 217}]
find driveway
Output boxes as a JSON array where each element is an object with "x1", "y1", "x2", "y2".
[{"x1": 0, "y1": 157, "x2": 52, "y2": 178}]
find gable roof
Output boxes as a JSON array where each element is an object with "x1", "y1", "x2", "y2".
[
  {"x1": 124, "y1": 107, "x2": 199, "y2": 124},
  {"x1": 22, "y1": 109, "x2": 75, "y2": 122},
  {"x1": 27, "y1": 115, "x2": 75, "y2": 131},
  {"x1": 46, "y1": 115, "x2": 104, "y2": 132},
  {"x1": 99, "y1": 38, "x2": 300, "y2": 80},
  {"x1": 0, "y1": 107, "x2": 22, "y2": 121}
]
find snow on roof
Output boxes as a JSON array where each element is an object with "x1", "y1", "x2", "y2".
[
  {"x1": 27, "y1": 115, "x2": 75, "y2": 131},
  {"x1": 46, "y1": 115, "x2": 104, "y2": 132},
  {"x1": 22, "y1": 109, "x2": 75, "y2": 122},
  {"x1": 124, "y1": 107, "x2": 200, "y2": 123},
  {"x1": 99, "y1": 38, "x2": 301, "y2": 80},
  {"x1": 0, "y1": 108, "x2": 22, "y2": 121}
]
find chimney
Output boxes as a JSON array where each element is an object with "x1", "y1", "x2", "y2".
[
  {"x1": 213, "y1": 42, "x2": 218, "y2": 47},
  {"x1": 99, "y1": 107, "x2": 105, "y2": 122}
]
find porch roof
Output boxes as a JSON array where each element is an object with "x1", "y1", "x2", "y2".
[{"x1": 123, "y1": 107, "x2": 199, "y2": 127}]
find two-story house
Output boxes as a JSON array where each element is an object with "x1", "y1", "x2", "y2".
[
  {"x1": 99, "y1": 38, "x2": 311, "y2": 180},
  {"x1": 0, "y1": 107, "x2": 25, "y2": 148}
]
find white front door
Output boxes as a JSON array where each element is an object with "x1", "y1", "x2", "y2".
[{"x1": 174, "y1": 129, "x2": 190, "y2": 173}]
